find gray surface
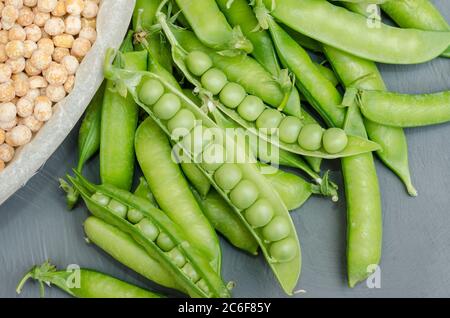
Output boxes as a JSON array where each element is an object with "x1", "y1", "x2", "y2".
[{"x1": 1, "y1": 1, "x2": 449, "y2": 298}]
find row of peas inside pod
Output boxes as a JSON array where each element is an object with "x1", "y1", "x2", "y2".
[
  {"x1": 186, "y1": 51, "x2": 349, "y2": 154},
  {"x1": 137, "y1": 76, "x2": 296, "y2": 263},
  {"x1": 90, "y1": 191, "x2": 211, "y2": 295}
]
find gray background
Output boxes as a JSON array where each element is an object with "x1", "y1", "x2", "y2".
[{"x1": 1, "y1": 1, "x2": 449, "y2": 298}]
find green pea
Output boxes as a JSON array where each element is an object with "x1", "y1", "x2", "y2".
[
  {"x1": 201, "y1": 68, "x2": 228, "y2": 95},
  {"x1": 244, "y1": 199, "x2": 274, "y2": 228},
  {"x1": 262, "y1": 216, "x2": 291, "y2": 242},
  {"x1": 156, "y1": 232, "x2": 175, "y2": 252},
  {"x1": 279, "y1": 116, "x2": 303, "y2": 144},
  {"x1": 270, "y1": 238, "x2": 297, "y2": 262},
  {"x1": 91, "y1": 192, "x2": 110, "y2": 206},
  {"x1": 214, "y1": 163, "x2": 242, "y2": 191},
  {"x1": 181, "y1": 263, "x2": 200, "y2": 282},
  {"x1": 182, "y1": 125, "x2": 211, "y2": 157},
  {"x1": 186, "y1": 51, "x2": 213, "y2": 76},
  {"x1": 167, "y1": 109, "x2": 196, "y2": 139},
  {"x1": 196, "y1": 279, "x2": 210, "y2": 295},
  {"x1": 219, "y1": 83, "x2": 246, "y2": 109},
  {"x1": 298, "y1": 124, "x2": 324, "y2": 151},
  {"x1": 166, "y1": 247, "x2": 186, "y2": 268},
  {"x1": 229, "y1": 179, "x2": 259, "y2": 210},
  {"x1": 127, "y1": 209, "x2": 144, "y2": 224},
  {"x1": 237, "y1": 95, "x2": 265, "y2": 122},
  {"x1": 201, "y1": 143, "x2": 226, "y2": 172},
  {"x1": 136, "y1": 218, "x2": 159, "y2": 241},
  {"x1": 139, "y1": 79, "x2": 165, "y2": 106},
  {"x1": 153, "y1": 93, "x2": 181, "y2": 120},
  {"x1": 256, "y1": 109, "x2": 283, "y2": 135},
  {"x1": 107, "y1": 199, "x2": 128, "y2": 219},
  {"x1": 322, "y1": 128, "x2": 348, "y2": 154}
]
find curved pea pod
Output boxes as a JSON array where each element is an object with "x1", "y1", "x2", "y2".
[
  {"x1": 103, "y1": 59, "x2": 301, "y2": 295},
  {"x1": 217, "y1": 104, "x2": 380, "y2": 159},
  {"x1": 350, "y1": 89, "x2": 450, "y2": 128},
  {"x1": 381, "y1": 0, "x2": 450, "y2": 57},
  {"x1": 68, "y1": 173, "x2": 230, "y2": 298},
  {"x1": 173, "y1": 0, "x2": 253, "y2": 54},
  {"x1": 193, "y1": 188, "x2": 259, "y2": 255},
  {"x1": 134, "y1": 177, "x2": 159, "y2": 207},
  {"x1": 16, "y1": 261, "x2": 163, "y2": 298},
  {"x1": 323, "y1": 45, "x2": 416, "y2": 196},
  {"x1": 181, "y1": 163, "x2": 211, "y2": 198},
  {"x1": 135, "y1": 118, "x2": 221, "y2": 273},
  {"x1": 169, "y1": 26, "x2": 301, "y2": 117},
  {"x1": 258, "y1": 0, "x2": 450, "y2": 64},
  {"x1": 84, "y1": 217, "x2": 182, "y2": 292}
]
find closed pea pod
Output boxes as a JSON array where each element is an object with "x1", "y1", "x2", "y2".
[
  {"x1": 100, "y1": 50, "x2": 147, "y2": 190},
  {"x1": 353, "y1": 90, "x2": 450, "y2": 128},
  {"x1": 173, "y1": 0, "x2": 253, "y2": 54},
  {"x1": 103, "y1": 58, "x2": 301, "y2": 295},
  {"x1": 381, "y1": 0, "x2": 450, "y2": 57},
  {"x1": 323, "y1": 44, "x2": 416, "y2": 196},
  {"x1": 135, "y1": 118, "x2": 221, "y2": 273},
  {"x1": 16, "y1": 261, "x2": 163, "y2": 298},
  {"x1": 259, "y1": 0, "x2": 450, "y2": 64},
  {"x1": 68, "y1": 173, "x2": 230, "y2": 298}
]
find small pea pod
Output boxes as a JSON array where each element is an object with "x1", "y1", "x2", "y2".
[
  {"x1": 381, "y1": 0, "x2": 450, "y2": 57},
  {"x1": 258, "y1": 0, "x2": 450, "y2": 64},
  {"x1": 323, "y1": 45, "x2": 417, "y2": 196},
  {"x1": 172, "y1": 0, "x2": 253, "y2": 54},
  {"x1": 16, "y1": 261, "x2": 163, "y2": 298},
  {"x1": 135, "y1": 118, "x2": 221, "y2": 273},
  {"x1": 104, "y1": 55, "x2": 301, "y2": 295},
  {"x1": 69, "y1": 173, "x2": 230, "y2": 298},
  {"x1": 193, "y1": 188, "x2": 259, "y2": 255},
  {"x1": 134, "y1": 177, "x2": 159, "y2": 207},
  {"x1": 181, "y1": 162, "x2": 211, "y2": 198},
  {"x1": 84, "y1": 216, "x2": 182, "y2": 292},
  {"x1": 100, "y1": 50, "x2": 148, "y2": 190},
  {"x1": 350, "y1": 89, "x2": 450, "y2": 128}
]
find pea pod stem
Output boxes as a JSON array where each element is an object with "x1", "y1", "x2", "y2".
[{"x1": 16, "y1": 261, "x2": 163, "y2": 298}]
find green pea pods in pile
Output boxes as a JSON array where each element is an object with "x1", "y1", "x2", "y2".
[
  {"x1": 17, "y1": 261, "x2": 164, "y2": 298},
  {"x1": 68, "y1": 172, "x2": 230, "y2": 298},
  {"x1": 103, "y1": 57, "x2": 302, "y2": 295}
]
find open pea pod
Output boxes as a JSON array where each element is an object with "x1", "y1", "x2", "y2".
[
  {"x1": 217, "y1": 105, "x2": 380, "y2": 159},
  {"x1": 68, "y1": 172, "x2": 230, "y2": 298},
  {"x1": 104, "y1": 51, "x2": 301, "y2": 295}
]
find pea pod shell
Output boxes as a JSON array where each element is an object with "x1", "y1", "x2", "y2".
[{"x1": 263, "y1": 0, "x2": 450, "y2": 64}]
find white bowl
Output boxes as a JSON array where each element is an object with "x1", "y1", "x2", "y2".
[{"x1": 0, "y1": 0, "x2": 136, "y2": 205}]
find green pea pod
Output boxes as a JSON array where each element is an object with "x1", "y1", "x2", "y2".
[
  {"x1": 315, "y1": 63, "x2": 339, "y2": 87},
  {"x1": 84, "y1": 216, "x2": 182, "y2": 292},
  {"x1": 340, "y1": 2, "x2": 377, "y2": 17},
  {"x1": 341, "y1": 105, "x2": 382, "y2": 288},
  {"x1": 173, "y1": 0, "x2": 253, "y2": 54},
  {"x1": 351, "y1": 89, "x2": 450, "y2": 128},
  {"x1": 181, "y1": 162, "x2": 211, "y2": 198},
  {"x1": 133, "y1": 0, "x2": 173, "y2": 72},
  {"x1": 193, "y1": 188, "x2": 259, "y2": 255},
  {"x1": 169, "y1": 26, "x2": 301, "y2": 117},
  {"x1": 100, "y1": 50, "x2": 148, "y2": 190},
  {"x1": 16, "y1": 261, "x2": 163, "y2": 298},
  {"x1": 68, "y1": 173, "x2": 230, "y2": 298},
  {"x1": 104, "y1": 56, "x2": 301, "y2": 295},
  {"x1": 258, "y1": 0, "x2": 450, "y2": 64},
  {"x1": 381, "y1": 0, "x2": 450, "y2": 57},
  {"x1": 135, "y1": 118, "x2": 221, "y2": 273},
  {"x1": 323, "y1": 45, "x2": 417, "y2": 196},
  {"x1": 283, "y1": 25, "x2": 323, "y2": 53}
]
